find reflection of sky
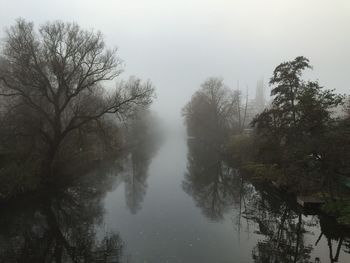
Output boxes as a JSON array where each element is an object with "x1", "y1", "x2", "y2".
[
  {"x1": 102, "y1": 133, "x2": 258, "y2": 262},
  {"x1": 99, "y1": 131, "x2": 350, "y2": 263}
]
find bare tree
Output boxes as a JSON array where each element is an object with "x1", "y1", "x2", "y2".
[
  {"x1": 0, "y1": 19, "x2": 154, "y2": 176},
  {"x1": 182, "y1": 78, "x2": 237, "y2": 139}
]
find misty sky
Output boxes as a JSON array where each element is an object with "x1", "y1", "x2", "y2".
[{"x1": 0, "y1": 0, "x2": 349, "y2": 121}]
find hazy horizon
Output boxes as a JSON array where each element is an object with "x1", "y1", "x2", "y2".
[{"x1": 1, "y1": 0, "x2": 349, "y2": 123}]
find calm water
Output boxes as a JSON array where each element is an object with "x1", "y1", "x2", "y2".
[
  {"x1": 1, "y1": 128, "x2": 350, "y2": 262},
  {"x1": 99, "y1": 131, "x2": 350, "y2": 263}
]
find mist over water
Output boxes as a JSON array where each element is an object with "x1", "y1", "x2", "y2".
[
  {"x1": 97, "y1": 128, "x2": 350, "y2": 263},
  {"x1": 0, "y1": 1, "x2": 350, "y2": 262}
]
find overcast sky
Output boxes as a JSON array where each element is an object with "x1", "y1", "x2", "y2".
[{"x1": 0, "y1": 0, "x2": 349, "y2": 122}]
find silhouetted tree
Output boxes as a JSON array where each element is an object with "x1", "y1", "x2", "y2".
[
  {"x1": 0, "y1": 19, "x2": 154, "y2": 178},
  {"x1": 182, "y1": 77, "x2": 239, "y2": 145},
  {"x1": 252, "y1": 57, "x2": 344, "y2": 192}
]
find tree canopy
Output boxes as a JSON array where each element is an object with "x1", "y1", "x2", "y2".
[
  {"x1": 0, "y1": 19, "x2": 155, "y2": 177},
  {"x1": 252, "y1": 56, "x2": 346, "y2": 193}
]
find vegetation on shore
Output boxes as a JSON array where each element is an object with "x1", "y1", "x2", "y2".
[
  {"x1": 0, "y1": 19, "x2": 156, "y2": 199},
  {"x1": 183, "y1": 56, "x2": 350, "y2": 225}
]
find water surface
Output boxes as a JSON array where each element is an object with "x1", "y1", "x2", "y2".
[
  {"x1": 100, "y1": 131, "x2": 350, "y2": 263},
  {"x1": 1, "y1": 129, "x2": 350, "y2": 263}
]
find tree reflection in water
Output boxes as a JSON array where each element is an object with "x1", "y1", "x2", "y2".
[
  {"x1": 123, "y1": 141, "x2": 159, "y2": 215},
  {"x1": 183, "y1": 138, "x2": 242, "y2": 221},
  {"x1": 245, "y1": 186, "x2": 313, "y2": 263},
  {"x1": 317, "y1": 215, "x2": 350, "y2": 263},
  {"x1": 123, "y1": 111, "x2": 162, "y2": 214},
  {"x1": 184, "y1": 137, "x2": 350, "y2": 263},
  {"x1": 0, "y1": 159, "x2": 125, "y2": 262}
]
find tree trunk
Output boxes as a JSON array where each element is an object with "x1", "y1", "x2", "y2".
[{"x1": 41, "y1": 139, "x2": 61, "y2": 181}]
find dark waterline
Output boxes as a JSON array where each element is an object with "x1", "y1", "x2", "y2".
[{"x1": 99, "y1": 131, "x2": 350, "y2": 263}]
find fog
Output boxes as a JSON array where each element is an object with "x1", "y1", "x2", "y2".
[
  {"x1": 2, "y1": 2, "x2": 350, "y2": 261},
  {"x1": 0, "y1": 0, "x2": 349, "y2": 124}
]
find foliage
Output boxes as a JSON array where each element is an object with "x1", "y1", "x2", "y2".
[
  {"x1": 183, "y1": 77, "x2": 234, "y2": 142},
  {"x1": 228, "y1": 134, "x2": 255, "y2": 166},
  {"x1": 242, "y1": 163, "x2": 282, "y2": 181},
  {"x1": 322, "y1": 200, "x2": 350, "y2": 225},
  {"x1": 0, "y1": 19, "x2": 155, "y2": 199},
  {"x1": 0, "y1": 19, "x2": 155, "y2": 181},
  {"x1": 183, "y1": 77, "x2": 252, "y2": 147},
  {"x1": 0, "y1": 160, "x2": 40, "y2": 199},
  {"x1": 251, "y1": 56, "x2": 346, "y2": 194}
]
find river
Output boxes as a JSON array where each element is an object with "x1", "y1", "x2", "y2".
[
  {"x1": 98, "y1": 131, "x2": 350, "y2": 263},
  {"x1": 1, "y1": 129, "x2": 350, "y2": 262}
]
